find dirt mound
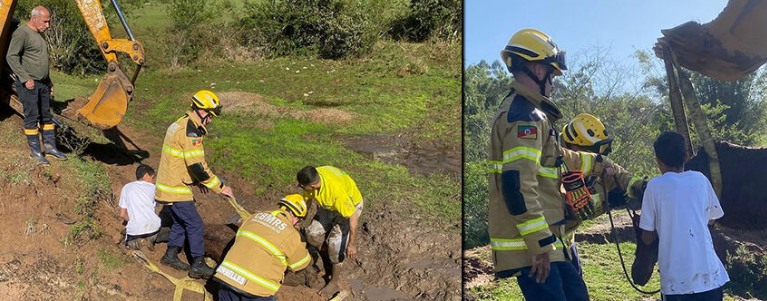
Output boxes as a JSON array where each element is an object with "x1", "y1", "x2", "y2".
[
  {"x1": 217, "y1": 92, "x2": 355, "y2": 126},
  {"x1": 462, "y1": 247, "x2": 493, "y2": 289}
]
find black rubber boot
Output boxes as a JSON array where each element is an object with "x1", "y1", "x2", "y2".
[
  {"x1": 188, "y1": 256, "x2": 215, "y2": 279},
  {"x1": 161, "y1": 246, "x2": 189, "y2": 271},
  {"x1": 42, "y1": 129, "x2": 67, "y2": 160},
  {"x1": 319, "y1": 263, "x2": 342, "y2": 297},
  {"x1": 27, "y1": 134, "x2": 50, "y2": 165}
]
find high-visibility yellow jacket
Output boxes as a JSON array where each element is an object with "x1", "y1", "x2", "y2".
[
  {"x1": 214, "y1": 209, "x2": 311, "y2": 297},
  {"x1": 488, "y1": 80, "x2": 611, "y2": 277},
  {"x1": 155, "y1": 111, "x2": 225, "y2": 202},
  {"x1": 302, "y1": 166, "x2": 362, "y2": 218}
]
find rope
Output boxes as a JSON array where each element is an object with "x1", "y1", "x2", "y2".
[{"x1": 603, "y1": 171, "x2": 660, "y2": 295}]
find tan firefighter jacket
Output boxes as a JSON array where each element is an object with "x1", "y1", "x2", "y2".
[
  {"x1": 155, "y1": 111, "x2": 226, "y2": 202},
  {"x1": 488, "y1": 80, "x2": 612, "y2": 277},
  {"x1": 214, "y1": 209, "x2": 311, "y2": 297}
]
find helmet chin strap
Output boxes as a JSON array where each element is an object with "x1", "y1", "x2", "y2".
[
  {"x1": 195, "y1": 109, "x2": 212, "y2": 125},
  {"x1": 522, "y1": 65, "x2": 554, "y2": 96}
]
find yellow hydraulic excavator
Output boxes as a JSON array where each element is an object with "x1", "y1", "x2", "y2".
[{"x1": 0, "y1": 0, "x2": 143, "y2": 130}]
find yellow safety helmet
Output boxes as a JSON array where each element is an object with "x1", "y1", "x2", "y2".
[
  {"x1": 191, "y1": 90, "x2": 222, "y2": 116},
  {"x1": 561, "y1": 113, "x2": 613, "y2": 155},
  {"x1": 278, "y1": 194, "x2": 307, "y2": 218},
  {"x1": 501, "y1": 29, "x2": 567, "y2": 75}
]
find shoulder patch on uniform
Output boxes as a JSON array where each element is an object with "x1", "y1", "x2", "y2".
[
  {"x1": 508, "y1": 95, "x2": 542, "y2": 123},
  {"x1": 186, "y1": 119, "x2": 202, "y2": 137},
  {"x1": 518, "y1": 125, "x2": 538, "y2": 139},
  {"x1": 191, "y1": 138, "x2": 202, "y2": 146}
]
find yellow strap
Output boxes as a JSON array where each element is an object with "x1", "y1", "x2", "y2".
[
  {"x1": 42, "y1": 124, "x2": 55, "y2": 130},
  {"x1": 131, "y1": 251, "x2": 212, "y2": 301},
  {"x1": 228, "y1": 197, "x2": 251, "y2": 220},
  {"x1": 24, "y1": 129, "x2": 38, "y2": 135}
]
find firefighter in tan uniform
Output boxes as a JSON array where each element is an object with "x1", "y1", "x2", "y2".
[
  {"x1": 559, "y1": 113, "x2": 648, "y2": 276},
  {"x1": 488, "y1": 29, "x2": 617, "y2": 300},
  {"x1": 156, "y1": 90, "x2": 234, "y2": 279},
  {"x1": 214, "y1": 195, "x2": 311, "y2": 301}
]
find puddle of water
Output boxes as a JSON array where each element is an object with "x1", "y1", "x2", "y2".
[
  {"x1": 405, "y1": 260, "x2": 461, "y2": 276},
  {"x1": 343, "y1": 134, "x2": 460, "y2": 176},
  {"x1": 349, "y1": 279, "x2": 409, "y2": 301}
]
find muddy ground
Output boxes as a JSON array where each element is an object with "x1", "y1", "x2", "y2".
[{"x1": 0, "y1": 108, "x2": 461, "y2": 300}]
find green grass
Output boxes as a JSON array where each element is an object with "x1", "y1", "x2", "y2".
[
  {"x1": 98, "y1": 249, "x2": 132, "y2": 271},
  {"x1": 472, "y1": 242, "x2": 663, "y2": 301},
  {"x1": 470, "y1": 242, "x2": 751, "y2": 301},
  {"x1": 48, "y1": 6, "x2": 461, "y2": 227}
]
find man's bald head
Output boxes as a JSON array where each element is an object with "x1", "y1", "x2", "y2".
[
  {"x1": 31, "y1": 6, "x2": 49, "y2": 18},
  {"x1": 29, "y1": 6, "x2": 50, "y2": 33}
]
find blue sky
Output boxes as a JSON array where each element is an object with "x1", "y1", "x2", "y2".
[{"x1": 465, "y1": 1, "x2": 726, "y2": 71}]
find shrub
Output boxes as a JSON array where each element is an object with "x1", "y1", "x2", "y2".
[
  {"x1": 390, "y1": 0, "x2": 462, "y2": 42},
  {"x1": 15, "y1": 0, "x2": 141, "y2": 75},
  {"x1": 240, "y1": 0, "x2": 377, "y2": 59}
]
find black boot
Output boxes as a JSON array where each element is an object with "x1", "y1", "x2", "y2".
[
  {"x1": 188, "y1": 256, "x2": 215, "y2": 279},
  {"x1": 161, "y1": 246, "x2": 189, "y2": 271},
  {"x1": 42, "y1": 129, "x2": 67, "y2": 160},
  {"x1": 26, "y1": 134, "x2": 50, "y2": 165}
]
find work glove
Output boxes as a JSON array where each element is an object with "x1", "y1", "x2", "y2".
[{"x1": 562, "y1": 171, "x2": 596, "y2": 222}]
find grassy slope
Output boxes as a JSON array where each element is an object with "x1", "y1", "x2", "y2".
[
  {"x1": 469, "y1": 239, "x2": 747, "y2": 301},
  {"x1": 50, "y1": 1, "x2": 461, "y2": 225}
]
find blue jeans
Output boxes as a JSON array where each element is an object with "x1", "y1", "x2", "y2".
[
  {"x1": 167, "y1": 201, "x2": 205, "y2": 258},
  {"x1": 571, "y1": 242, "x2": 582, "y2": 276},
  {"x1": 517, "y1": 261, "x2": 590, "y2": 301}
]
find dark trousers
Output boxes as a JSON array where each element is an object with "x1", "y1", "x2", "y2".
[
  {"x1": 124, "y1": 229, "x2": 159, "y2": 247},
  {"x1": 662, "y1": 286, "x2": 723, "y2": 301},
  {"x1": 167, "y1": 201, "x2": 205, "y2": 258},
  {"x1": 517, "y1": 261, "x2": 590, "y2": 301},
  {"x1": 15, "y1": 79, "x2": 53, "y2": 130},
  {"x1": 570, "y1": 242, "x2": 582, "y2": 276},
  {"x1": 218, "y1": 285, "x2": 275, "y2": 301}
]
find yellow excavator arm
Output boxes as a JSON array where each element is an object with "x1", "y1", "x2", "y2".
[
  {"x1": 72, "y1": 0, "x2": 144, "y2": 129},
  {"x1": 0, "y1": 0, "x2": 144, "y2": 130}
]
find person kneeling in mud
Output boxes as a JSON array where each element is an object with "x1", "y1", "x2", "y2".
[
  {"x1": 213, "y1": 195, "x2": 311, "y2": 301},
  {"x1": 559, "y1": 113, "x2": 647, "y2": 275},
  {"x1": 297, "y1": 166, "x2": 363, "y2": 297},
  {"x1": 120, "y1": 164, "x2": 163, "y2": 251}
]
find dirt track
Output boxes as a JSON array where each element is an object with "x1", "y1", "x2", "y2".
[{"x1": 0, "y1": 110, "x2": 460, "y2": 300}]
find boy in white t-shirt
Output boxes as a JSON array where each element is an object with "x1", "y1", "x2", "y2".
[
  {"x1": 119, "y1": 164, "x2": 161, "y2": 251},
  {"x1": 639, "y1": 131, "x2": 729, "y2": 301}
]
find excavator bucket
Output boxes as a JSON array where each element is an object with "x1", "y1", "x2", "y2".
[
  {"x1": 657, "y1": 0, "x2": 767, "y2": 81},
  {"x1": 64, "y1": 62, "x2": 134, "y2": 130}
]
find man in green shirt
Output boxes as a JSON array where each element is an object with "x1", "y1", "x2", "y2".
[{"x1": 7, "y1": 6, "x2": 67, "y2": 165}]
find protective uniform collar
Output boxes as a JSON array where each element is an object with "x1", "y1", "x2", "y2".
[
  {"x1": 510, "y1": 80, "x2": 563, "y2": 121},
  {"x1": 186, "y1": 110, "x2": 208, "y2": 135}
]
